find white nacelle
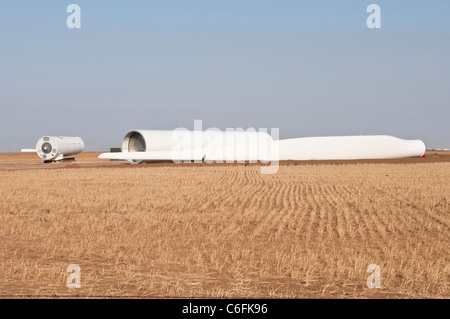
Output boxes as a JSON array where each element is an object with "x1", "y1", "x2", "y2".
[{"x1": 36, "y1": 136, "x2": 84, "y2": 161}]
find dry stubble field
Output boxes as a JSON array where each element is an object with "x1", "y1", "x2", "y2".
[{"x1": 0, "y1": 160, "x2": 449, "y2": 298}]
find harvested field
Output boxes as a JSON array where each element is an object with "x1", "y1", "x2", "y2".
[{"x1": 0, "y1": 156, "x2": 449, "y2": 298}]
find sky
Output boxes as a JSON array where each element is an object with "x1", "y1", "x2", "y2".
[{"x1": 0, "y1": 0, "x2": 449, "y2": 151}]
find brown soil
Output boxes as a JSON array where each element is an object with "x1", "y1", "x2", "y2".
[
  {"x1": 0, "y1": 151, "x2": 449, "y2": 171},
  {"x1": 0, "y1": 153, "x2": 448, "y2": 298}
]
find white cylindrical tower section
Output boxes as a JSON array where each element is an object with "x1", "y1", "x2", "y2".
[
  {"x1": 121, "y1": 130, "x2": 274, "y2": 164},
  {"x1": 36, "y1": 136, "x2": 84, "y2": 161}
]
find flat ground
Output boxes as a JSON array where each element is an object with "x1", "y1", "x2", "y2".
[{"x1": 0, "y1": 152, "x2": 448, "y2": 298}]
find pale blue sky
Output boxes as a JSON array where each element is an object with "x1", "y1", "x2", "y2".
[{"x1": 0, "y1": 1, "x2": 449, "y2": 151}]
